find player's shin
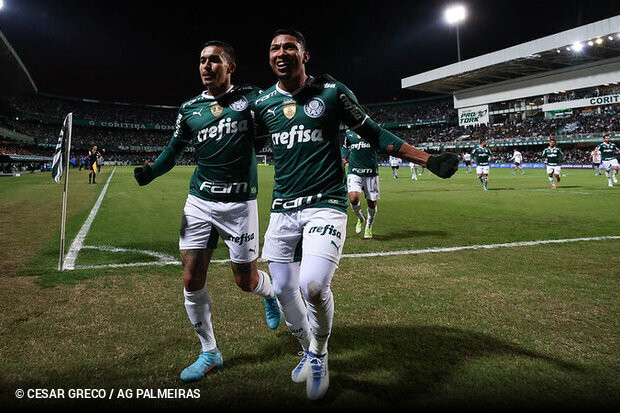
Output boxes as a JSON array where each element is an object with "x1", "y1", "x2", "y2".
[
  {"x1": 269, "y1": 262, "x2": 311, "y2": 350},
  {"x1": 367, "y1": 206, "x2": 377, "y2": 229},
  {"x1": 184, "y1": 286, "x2": 217, "y2": 352},
  {"x1": 350, "y1": 201, "x2": 365, "y2": 222},
  {"x1": 299, "y1": 256, "x2": 337, "y2": 355}
]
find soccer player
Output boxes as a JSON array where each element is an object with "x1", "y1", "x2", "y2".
[
  {"x1": 462, "y1": 151, "x2": 472, "y2": 173},
  {"x1": 590, "y1": 147, "x2": 602, "y2": 176},
  {"x1": 87, "y1": 146, "x2": 101, "y2": 184},
  {"x1": 253, "y1": 29, "x2": 458, "y2": 400},
  {"x1": 595, "y1": 134, "x2": 620, "y2": 187},
  {"x1": 409, "y1": 162, "x2": 420, "y2": 180},
  {"x1": 542, "y1": 138, "x2": 564, "y2": 189},
  {"x1": 389, "y1": 155, "x2": 401, "y2": 178},
  {"x1": 133, "y1": 41, "x2": 282, "y2": 383},
  {"x1": 342, "y1": 129, "x2": 379, "y2": 239},
  {"x1": 509, "y1": 148, "x2": 525, "y2": 175},
  {"x1": 471, "y1": 140, "x2": 494, "y2": 190}
]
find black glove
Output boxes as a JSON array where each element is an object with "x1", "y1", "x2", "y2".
[
  {"x1": 134, "y1": 164, "x2": 155, "y2": 186},
  {"x1": 426, "y1": 152, "x2": 459, "y2": 179}
]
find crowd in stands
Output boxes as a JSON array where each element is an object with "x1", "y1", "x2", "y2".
[
  {"x1": 367, "y1": 100, "x2": 455, "y2": 124},
  {"x1": 547, "y1": 84, "x2": 620, "y2": 103},
  {"x1": 1, "y1": 89, "x2": 618, "y2": 169},
  {"x1": 5, "y1": 94, "x2": 177, "y2": 125}
]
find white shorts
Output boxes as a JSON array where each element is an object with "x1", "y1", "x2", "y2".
[
  {"x1": 602, "y1": 159, "x2": 619, "y2": 170},
  {"x1": 546, "y1": 165, "x2": 562, "y2": 175},
  {"x1": 262, "y1": 208, "x2": 347, "y2": 265},
  {"x1": 347, "y1": 174, "x2": 380, "y2": 201},
  {"x1": 476, "y1": 165, "x2": 490, "y2": 175},
  {"x1": 179, "y1": 194, "x2": 259, "y2": 263}
]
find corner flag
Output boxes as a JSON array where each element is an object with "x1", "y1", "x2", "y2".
[
  {"x1": 53, "y1": 113, "x2": 73, "y2": 270},
  {"x1": 52, "y1": 113, "x2": 73, "y2": 183}
]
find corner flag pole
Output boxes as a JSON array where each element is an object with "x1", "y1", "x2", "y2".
[{"x1": 58, "y1": 113, "x2": 73, "y2": 271}]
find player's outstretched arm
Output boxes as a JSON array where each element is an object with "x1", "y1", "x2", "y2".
[{"x1": 134, "y1": 109, "x2": 191, "y2": 187}]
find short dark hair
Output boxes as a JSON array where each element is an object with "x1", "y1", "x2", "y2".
[
  {"x1": 272, "y1": 29, "x2": 307, "y2": 50},
  {"x1": 202, "y1": 40, "x2": 236, "y2": 64},
  {"x1": 550, "y1": 138, "x2": 556, "y2": 142}
]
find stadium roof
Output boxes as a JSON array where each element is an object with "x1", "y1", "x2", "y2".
[
  {"x1": 402, "y1": 15, "x2": 620, "y2": 95},
  {"x1": 0, "y1": 29, "x2": 37, "y2": 96}
]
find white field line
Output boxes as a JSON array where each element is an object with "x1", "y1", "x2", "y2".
[
  {"x1": 69, "y1": 235, "x2": 620, "y2": 271},
  {"x1": 63, "y1": 168, "x2": 116, "y2": 270}
]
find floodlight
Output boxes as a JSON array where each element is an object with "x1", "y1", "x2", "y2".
[
  {"x1": 572, "y1": 42, "x2": 583, "y2": 52},
  {"x1": 444, "y1": 5, "x2": 466, "y2": 25},
  {"x1": 587, "y1": 41, "x2": 594, "y2": 46},
  {"x1": 0, "y1": 0, "x2": 4, "y2": 11},
  {"x1": 595, "y1": 38, "x2": 603, "y2": 44}
]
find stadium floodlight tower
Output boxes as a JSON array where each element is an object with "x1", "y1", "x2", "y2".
[{"x1": 444, "y1": 4, "x2": 467, "y2": 61}]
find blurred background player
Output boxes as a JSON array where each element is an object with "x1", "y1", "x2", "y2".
[
  {"x1": 409, "y1": 162, "x2": 420, "y2": 180},
  {"x1": 471, "y1": 140, "x2": 494, "y2": 190},
  {"x1": 133, "y1": 41, "x2": 281, "y2": 383},
  {"x1": 87, "y1": 145, "x2": 101, "y2": 184},
  {"x1": 590, "y1": 147, "x2": 602, "y2": 176},
  {"x1": 462, "y1": 151, "x2": 472, "y2": 173},
  {"x1": 542, "y1": 138, "x2": 564, "y2": 189},
  {"x1": 389, "y1": 155, "x2": 401, "y2": 178},
  {"x1": 342, "y1": 129, "x2": 380, "y2": 239},
  {"x1": 254, "y1": 29, "x2": 458, "y2": 401},
  {"x1": 595, "y1": 134, "x2": 620, "y2": 187},
  {"x1": 510, "y1": 148, "x2": 525, "y2": 175}
]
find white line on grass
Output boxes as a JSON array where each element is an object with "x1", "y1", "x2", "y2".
[
  {"x1": 69, "y1": 235, "x2": 620, "y2": 270},
  {"x1": 63, "y1": 168, "x2": 116, "y2": 270}
]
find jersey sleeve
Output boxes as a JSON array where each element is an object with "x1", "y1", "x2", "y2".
[
  {"x1": 150, "y1": 108, "x2": 192, "y2": 178},
  {"x1": 336, "y1": 81, "x2": 403, "y2": 154}
]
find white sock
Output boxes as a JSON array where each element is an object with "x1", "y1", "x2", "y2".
[
  {"x1": 605, "y1": 171, "x2": 612, "y2": 183},
  {"x1": 299, "y1": 255, "x2": 337, "y2": 355},
  {"x1": 184, "y1": 286, "x2": 217, "y2": 352},
  {"x1": 350, "y1": 201, "x2": 365, "y2": 222},
  {"x1": 269, "y1": 262, "x2": 310, "y2": 351},
  {"x1": 252, "y1": 269, "x2": 275, "y2": 298},
  {"x1": 548, "y1": 176, "x2": 554, "y2": 184},
  {"x1": 367, "y1": 206, "x2": 377, "y2": 229}
]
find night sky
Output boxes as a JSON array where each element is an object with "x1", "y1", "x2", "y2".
[{"x1": 0, "y1": 0, "x2": 618, "y2": 106}]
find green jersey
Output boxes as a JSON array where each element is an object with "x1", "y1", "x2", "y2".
[
  {"x1": 471, "y1": 145, "x2": 493, "y2": 166},
  {"x1": 595, "y1": 142, "x2": 619, "y2": 161},
  {"x1": 542, "y1": 147, "x2": 564, "y2": 166},
  {"x1": 342, "y1": 129, "x2": 379, "y2": 177},
  {"x1": 150, "y1": 85, "x2": 262, "y2": 202},
  {"x1": 252, "y1": 75, "x2": 404, "y2": 213}
]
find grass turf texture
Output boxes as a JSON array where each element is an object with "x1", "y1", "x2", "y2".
[{"x1": 0, "y1": 165, "x2": 618, "y2": 410}]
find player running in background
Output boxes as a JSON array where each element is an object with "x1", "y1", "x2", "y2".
[
  {"x1": 87, "y1": 145, "x2": 101, "y2": 184},
  {"x1": 409, "y1": 162, "x2": 419, "y2": 180},
  {"x1": 595, "y1": 134, "x2": 620, "y2": 187},
  {"x1": 542, "y1": 138, "x2": 564, "y2": 189},
  {"x1": 462, "y1": 151, "x2": 472, "y2": 173},
  {"x1": 509, "y1": 148, "x2": 525, "y2": 175},
  {"x1": 590, "y1": 147, "x2": 602, "y2": 176},
  {"x1": 342, "y1": 129, "x2": 380, "y2": 239},
  {"x1": 389, "y1": 155, "x2": 401, "y2": 178},
  {"x1": 253, "y1": 29, "x2": 458, "y2": 400},
  {"x1": 134, "y1": 41, "x2": 281, "y2": 383},
  {"x1": 471, "y1": 140, "x2": 494, "y2": 190}
]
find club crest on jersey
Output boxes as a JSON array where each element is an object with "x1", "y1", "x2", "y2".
[
  {"x1": 304, "y1": 98, "x2": 325, "y2": 118},
  {"x1": 283, "y1": 103, "x2": 297, "y2": 119},
  {"x1": 230, "y1": 96, "x2": 248, "y2": 112},
  {"x1": 210, "y1": 104, "x2": 223, "y2": 117}
]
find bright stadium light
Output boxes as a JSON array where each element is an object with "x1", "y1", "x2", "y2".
[
  {"x1": 587, "y1": 40, "x2": 594, "y2": 46},
  {"x1": 595, "y1": 38, "x2": 603, "y2": 44},
  {"x1": 0, "y1": 0, "x2": 4, "y2": 11},
  {"x1": 572, "y1": 42, "x2": 584, "y2": 52},
  {"x1": 444, "y1": 5, "x2": 467, "y2": 62}
]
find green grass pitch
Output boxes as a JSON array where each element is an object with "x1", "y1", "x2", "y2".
[{"x1": 0, "y1": 165, "x2": 618, "y2": 410}]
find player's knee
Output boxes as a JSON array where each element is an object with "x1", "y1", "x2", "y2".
[
  {"x1": 302, "y1": 280, "x2": 329, "y2": 305},
  {"x1": 232, "y1": 264, "x2": 258, "y2": 292}
]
